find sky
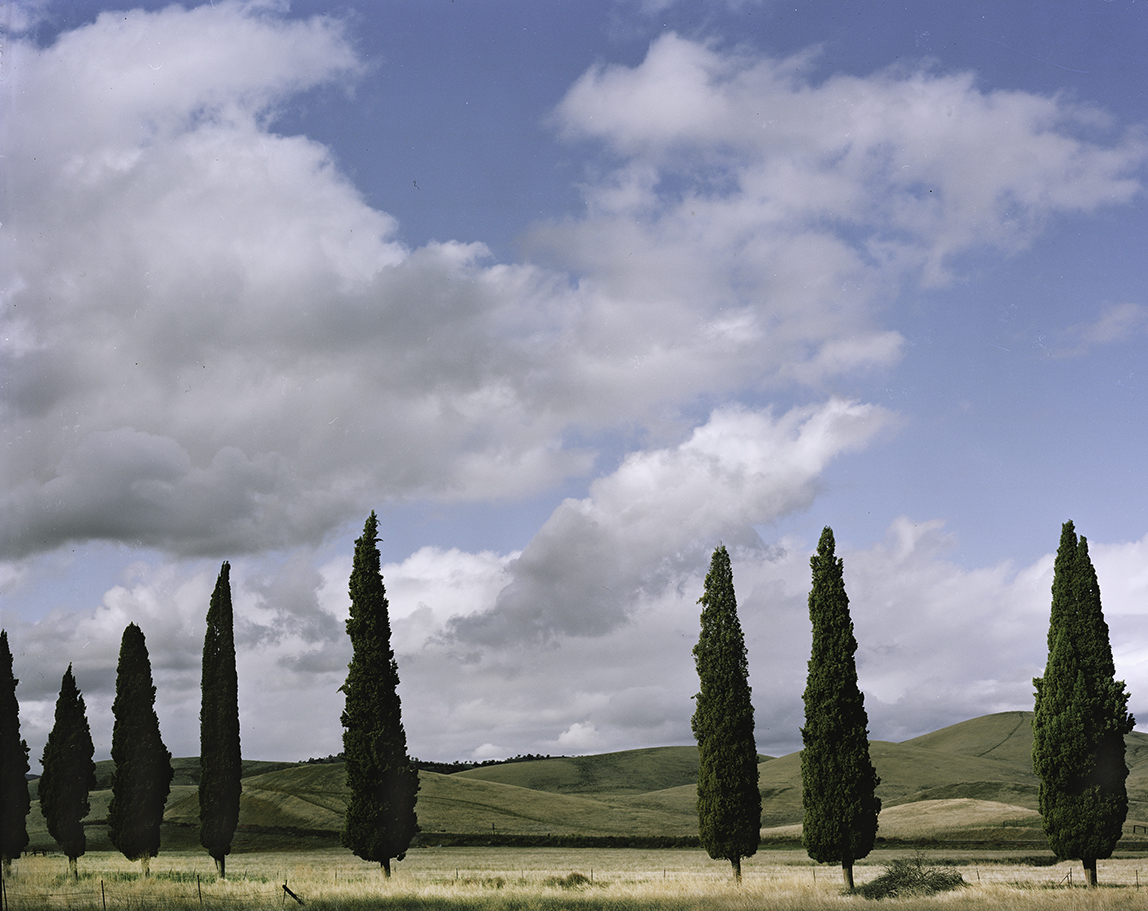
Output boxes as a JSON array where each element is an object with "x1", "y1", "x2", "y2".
[{"x1": 3, "y1": 0, "x2": 1148, "y2": 771}]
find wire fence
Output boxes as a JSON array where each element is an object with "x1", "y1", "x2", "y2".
[{"x1": 0, "y1": 875, "x2": 305, "y2": 910}]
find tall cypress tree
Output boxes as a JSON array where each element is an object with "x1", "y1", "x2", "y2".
[
  {"x1": 1033, "y1": 521, "x2": 1133, "y2": 887},
  {"x1": 691, "y1": 545, "x2": 761, "y2": 883},
  {"x1": 800, "y1": 527, "x2": 880, "y2": 890},
  {"x1": 200, "y1": 562, "x2": 241, "y2": 878},
  {"x1": 39, "y1": 666, "x2": 97, "y2": 879},
  {"x1": 107, "y1": 623, "x2": 173, "y2": 877},
  {"x1": 0, "y1": 630, "x2": 30, "y2": 877},
  {"x1": 341, "y1": 512, "x2": 419, "y2": 877}
]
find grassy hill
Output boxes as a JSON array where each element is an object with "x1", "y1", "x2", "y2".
[
  {"x1": 21, "y1": 712, "x2": 1148, "y2": 854},
  {"x1": 451, "y1": 746, "x2": 703, "y2": 796}
]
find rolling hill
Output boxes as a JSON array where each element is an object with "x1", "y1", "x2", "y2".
[{"x1": 21, "y1": 711, "x2": 1148, "y2": 852}]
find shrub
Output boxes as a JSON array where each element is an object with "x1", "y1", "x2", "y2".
[
  {"x1": 545, "y1": 872, "x2": 592, "y2": 889},
  {"x1": 855, "y1": 854, "x2": 966, "y2": 899}
]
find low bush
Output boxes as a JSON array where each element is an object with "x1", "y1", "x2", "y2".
[
  {"x1": 544, "y1": 872, "x2": 592, "y2": 888},
  {"x1": 855, "y1": 853, "x2": 966, "y2": 899}
]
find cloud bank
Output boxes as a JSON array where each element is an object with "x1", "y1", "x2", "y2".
[{"x1": 3, "y1": 5, "x2": 1147, "y2": 766}]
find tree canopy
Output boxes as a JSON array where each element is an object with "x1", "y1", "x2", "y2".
[
  {"x1": 40, "y1": 665, "x2": 97, "y2": 877},
  {"x1": 200, "y1": 562, "x2": 242, "y2": 877},
  {"x1": 801, "y1": 527, "x2": 880, "y2": 889},
  {"x1": 107, "y1": 623, "x2": 174, "y2": 876},
  {"x1": 691, "y1": 545, "x2": 761, "y2": 883},
  {"x1": 0, "y1": 630, "x2": 31, "y2": 873},
  {"x1": 341, "y1": 512, "x2": 419, "y2": 877},
  {"x1": 1033, "y1": 521, "x2": 1134, "y2": 887}
]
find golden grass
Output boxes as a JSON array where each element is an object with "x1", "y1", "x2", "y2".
[{"x1": 7, "y1": 848, "x2": 1148, "y2": 911}]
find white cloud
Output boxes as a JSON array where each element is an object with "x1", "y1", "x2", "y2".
[
  {"x1": 555, "y1": 721, "x2": 603, "y2": 753},
  {"x1": 10, "y1": 518, "x2": 1148, "y2": 766},
  {"x1": 5, "y1": 17, "x2": 1143, "y2": 564},
  {"x1": 444, "y1": 399, "x2": 894, "y2": 646},
  {"x1": 6, "y1": 8, "x2": 1148, "y2": 768},
  {"x1": 1053, "y1": 302, "x2": 1148, "y2": 356}
]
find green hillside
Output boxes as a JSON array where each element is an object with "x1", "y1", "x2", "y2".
[
  {"x1": 453, "y1": 746, "x2": 703, "y2": 795},
  {"x1": 21, "y1": 712, "x2": 1148, "y2": 853}
]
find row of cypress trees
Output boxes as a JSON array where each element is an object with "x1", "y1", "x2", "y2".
[
  {"x1": 691, "y1": 521, "x2": 1133, "y2": 889},
  {"x1": 0, "y1": 562, "x2": 241, "y2": 879},
  {"x1": 1, "y1": 515, "x2": 420, "y2": 884},
  {"x1": 2, "y1": 519, "x2": 1132, "y2": 887}
]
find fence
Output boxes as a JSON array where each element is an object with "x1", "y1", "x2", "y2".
[{"x1": 0, "y1": 875, "x2": 307, "y2": 910}]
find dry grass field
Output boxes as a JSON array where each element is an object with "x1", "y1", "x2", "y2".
[{"x1": 6, "y1": 847, "x2": 1148, "y2": 911}]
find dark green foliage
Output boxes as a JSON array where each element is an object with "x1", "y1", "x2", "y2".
[
  {"x1": 107, "y1": 623, "x2": 174, "y2": 871},
  {"x1": 1032, "y1": 521, "x2": 1134, "y2": 886},
  {"x1": 341, "y1": 512, "x2": 419, "y2": 876},
  {"x1": 691, "y1": 545, "x2": 761, "y2": 881},
  {"x1": 801, "y1": 527, "x2": 881, "y2": 886},
  {"x1": 855, "y1": 854, "x2": 966, "y2": 899},
  {"x1": 200, "y1": 562, "x2": 242, "y2": 875},
  {"x1": 39, "y1": 666, "x2": 97, "y2": 868},
  {"x1": 0, "y1": 630, "x2": 31, "y2": 868}
]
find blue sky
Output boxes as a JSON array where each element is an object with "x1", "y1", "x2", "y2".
[{"x1": 4, "y1": 0, "x2": 1148, "y2": 769}]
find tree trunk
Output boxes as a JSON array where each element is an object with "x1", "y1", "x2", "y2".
[
  {"x1": 215, "y1": 855, "x2": 226, "y2": 879},
  {"x1": 381, "y1": 858, "x2": 391, "y2": 879},
  {"x1": 69, "y1": 856, "x2": 78, "y2": 880},
  {"x1": 1083, "y1": 858, "x2": 1097, "y2": 887},
  {"x1": 842, "y1": 861, "x2": 855, "y2": 890},
  {"x1": 3, "y1": 856, "x2": 12, "y2": 879},
  {"x1": 731, "y1": 856, "x2": 742, "y2": 884},
  {"x1": 140, "y1": 856, "x2": 150, "y2": 878}
]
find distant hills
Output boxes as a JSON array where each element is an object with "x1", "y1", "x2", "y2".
[{"x1": 21, "y1": 712, "x2": 1148, "y2": 852}]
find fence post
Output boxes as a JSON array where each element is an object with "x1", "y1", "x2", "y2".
[{"x1": 101, "y1": 879, "x2": 106, "y2": 911}]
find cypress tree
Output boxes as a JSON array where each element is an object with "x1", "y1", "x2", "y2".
[
  {"x1": 341, "y1": 512, "x2": 419, "y2": 877},
  {"x1": 107, "y1": 623, "x2": 173, "y2": 877},
  {"x1": 1033, "y1": 521, "x2": 1134, "y2": 887},
  {"x1": 200, "y1": 562, "x2": 241, "y2": 878},
  {"x1": 39, "y1": 665, "x2": 97, "y2": 879},
  {"x1": 800, "y1": 527, "x2": 880, "y2": 890},
  {"x1": 0, "y1": 630, "x2": 30, "y2": 877},
  {"x1": 691, "y1": 545, "x2": 761, "y2": 883}
]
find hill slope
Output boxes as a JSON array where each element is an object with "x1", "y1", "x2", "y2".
[
  {"x1": 452, "y1": 746, "x2": 702, "y2": 796},
  {"x1": 22, "y1": 712, "x2": 1148, "y2": 852}
]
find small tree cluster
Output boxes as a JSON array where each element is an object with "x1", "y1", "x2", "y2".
[{"x1": 4, "y1": 562, "x2": 244, "y2": 881}]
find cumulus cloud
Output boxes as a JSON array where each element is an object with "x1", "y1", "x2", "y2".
[
  {"x1": 6, "y1": 17, "x2": 1142, "y2": 565},
  {"x1": 9, "y1": 518, "x2": 1148, "y2": 766},
  {"x1": 445, "y1": 399, "x2": 894, "y2": 646},
  {"x1": 6, "y1": 8, "x2": 1148, "y2": 766},
  {"x1": 553, "y1": 35, "x2": 1144, "y2": 284}
]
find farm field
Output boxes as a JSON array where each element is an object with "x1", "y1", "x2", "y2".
[{"x1": 7, "y1": 847, "x2": 1148, "y2": 911}]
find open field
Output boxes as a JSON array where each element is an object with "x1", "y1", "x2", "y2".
[{"x1": 7, "y1": 848, "x2": 1148, "y2": 911}]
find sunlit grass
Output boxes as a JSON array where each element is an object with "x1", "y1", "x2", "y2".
[{"x1": 6, "y1": 849, "x2": 1148, "y2": 910}]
